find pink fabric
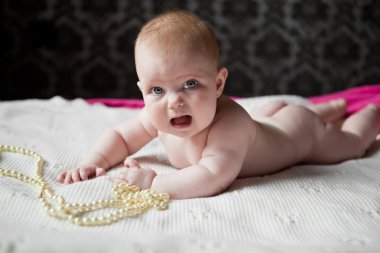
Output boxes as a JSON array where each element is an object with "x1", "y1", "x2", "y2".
[
  {"x1": 86, "y1": 84, "x2": 380, "y2": 115},
  {"x1": 86, "y1": 98, "x2": 145, "y2": 109},
  {"x1": 308, "y1": 84, "x2": 380, "y2": 115}
]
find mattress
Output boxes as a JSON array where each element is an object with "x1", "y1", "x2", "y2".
[{"x1": 0, "y1": 94, "x2": 380, "y2": 253}]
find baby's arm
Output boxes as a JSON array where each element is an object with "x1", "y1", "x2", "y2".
[
  {"x1": 58, "y1": 109, "x2": 157, "y2": 184},
  {"x1": 151, "y1": 150, "x2": 244, "y2": 199},
  {"x1": 110, "y1": 140, "x2": 245, "y2": 197},
  {"x1": 152, "y1": 114, "x2": 254, "y2": 199}
]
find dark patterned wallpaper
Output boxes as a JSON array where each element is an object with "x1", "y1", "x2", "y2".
[{"x1": 1, "y1": 0, "x2": 380, "y2": 100}]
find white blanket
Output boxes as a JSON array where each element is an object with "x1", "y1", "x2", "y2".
[{"x1": 0, "y1": 96, "x2": 379, "y2": 253}]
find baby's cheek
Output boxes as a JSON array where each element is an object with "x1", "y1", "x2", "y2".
[{"x1": 152, "y1": 115, "x2": 169, "y2": 132}]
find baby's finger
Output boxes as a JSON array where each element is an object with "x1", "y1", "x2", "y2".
[
  {"x1": 64, "y1": 172, "x2": 73, "y2": 184},
  {"x1": 79, "y1": 168, "x2": 89, "y2": 181},
  {"x1": 112, "y1": 173, "x2": 128, "y2": 183},
  {"x1": 72, "y1": 170, "x2": 81, "y2": 182},
  {"x1": 112, "y1": 178, "x2": 127, "y2": 183},
  {"x1": 96, "y1": 167, "x2": 106, "y2": 177},
  {"x1": 57, "y1": 171, "x2": 67, "y2": 183},
  {"x1": 124, "y1": 158, "x2": 141, "y2": 169}
]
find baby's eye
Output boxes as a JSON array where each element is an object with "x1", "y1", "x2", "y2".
[
  {"x1": 183, "y1": 79, "x2": 198, "y2": 89},
  {"x1": 151, "y1": 87, "x2": 164, "y2": 95}
]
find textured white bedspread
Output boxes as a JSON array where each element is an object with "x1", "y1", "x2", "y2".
[{"x1": 0, "y1": 96, "x2": 379, "y2": 253}]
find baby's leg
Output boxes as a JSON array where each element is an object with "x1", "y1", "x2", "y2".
[
  {"x1": 307, "y1": 99, "x2": 347, "y2": 123},
  {"x1": 307, "y1": 105, "x2": 380, "y2": 163},
  {"x1": 341, "y1": 105, "x2": 380, "y2": 149}
]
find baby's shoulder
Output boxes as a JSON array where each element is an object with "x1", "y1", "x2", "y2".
[
  {"x1": 212, "y1": 96, "x2": 254, "y2": 131},
  {"x1": 207, "y1": 96, "x2": 255, "y2": 148},
  {"x1": 216, "y1": 96, "x2": 252, "y2": 120}
]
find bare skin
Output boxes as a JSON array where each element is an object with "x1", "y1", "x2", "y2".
[{"x1": 57, "y1": 21, "x2": 380, "y2": 199}]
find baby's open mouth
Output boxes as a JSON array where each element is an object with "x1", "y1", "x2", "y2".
[{"x1": 170, "y1": 115, "x2": 192, "y2": 128}]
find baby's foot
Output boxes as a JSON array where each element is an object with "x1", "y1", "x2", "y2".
[
  {"x1": 309, "y1": 99, "x2": 347, "y2": 123},
  {"x1": 364, "y1": 104, "x2": 380, "y2": 131},
  {"x1": 366, "y1": 103, "x2": 379, "y2": 111},
  {"x1": 341, "y1": 103, "x2": 380, "y2": 149}
]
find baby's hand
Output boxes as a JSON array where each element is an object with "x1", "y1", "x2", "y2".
[
  {"x1": 112, "y1": 158, "x2": 157, "y2": 189},
  {"x1": 123, "y1": 157, "x2": 142, "y2": 169},
  {"x1": 57, "y1": 165, "x2": 106, "y2": 184}
]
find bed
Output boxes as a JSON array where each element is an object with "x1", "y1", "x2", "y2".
[{"x1": 1, "y1": 85, "x2": 380, "y2": 253}]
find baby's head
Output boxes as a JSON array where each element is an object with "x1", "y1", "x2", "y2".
[
  {"x1": 134, "y1": 10, "x2": 220, "y2": 72},
  {"x1": 134, "y1": 10, "x2": 228, "y2": 138}
]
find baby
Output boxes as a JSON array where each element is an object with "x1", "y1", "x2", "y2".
[{"x1": 58, "y1": 10, "x2": 380, "y2": 199}]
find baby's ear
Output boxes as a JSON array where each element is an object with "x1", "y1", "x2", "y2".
[
  {"x1": 137, "y1": 81, "x2": 142, "y2": 91},
  {"x1": 216, "y1": 67, "x2": 228, "y2": 98}
]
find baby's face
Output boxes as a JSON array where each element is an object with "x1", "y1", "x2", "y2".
[{"x1": 135, "y1": 44, "x2": 225, "y2": 138}]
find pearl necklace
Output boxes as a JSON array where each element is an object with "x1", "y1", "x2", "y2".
[{"x1": 0, "y1": 144, "x2": 170, "y2": 226}]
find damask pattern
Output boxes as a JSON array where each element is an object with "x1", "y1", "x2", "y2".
[{"x1": 1, "y1": 0, "x2": 379, "y2": 100}]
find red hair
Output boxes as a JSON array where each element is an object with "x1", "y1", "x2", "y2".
[{"x1": 135, "y1": 10, "x2": 220, "y2": 69}]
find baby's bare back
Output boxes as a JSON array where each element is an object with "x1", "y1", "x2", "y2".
[{"x1": 240, "y1": 105, "x2": 319, "y2": 177}]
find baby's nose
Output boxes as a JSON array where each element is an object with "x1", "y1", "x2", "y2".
[{"x1": 168, "y1": 92, "x2": 184, "y2": 109}]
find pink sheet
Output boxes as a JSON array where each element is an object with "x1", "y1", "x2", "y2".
[{"x1": 86, "y1": 84, "x2": 380, "y2": 115}]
